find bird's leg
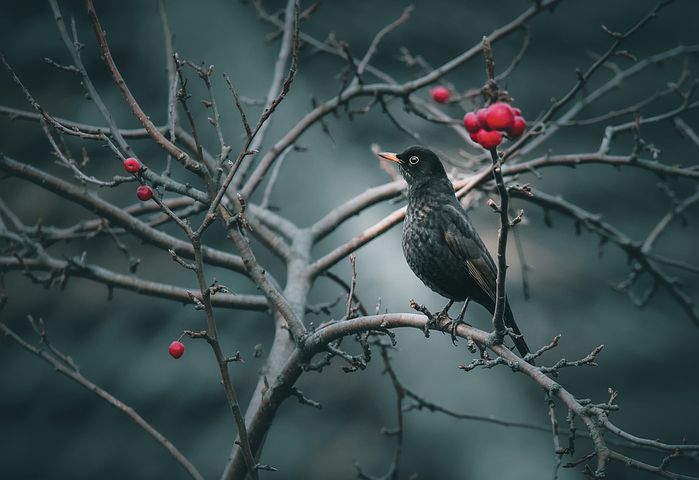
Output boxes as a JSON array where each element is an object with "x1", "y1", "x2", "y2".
[
  {"x1": 424, "y1": 299, "x2": 452, "y2": 336},
  {"x1": 437, "y1": 300, "x2": 454, "y2": 321},
  {"x1": 457, "y1": 299, "x2": 470, "y2": 323},
  {"x1": 449, "y1": 298, "x2": 471, "y2": 345}
]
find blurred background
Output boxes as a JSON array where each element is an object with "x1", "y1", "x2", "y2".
[{"x1": 1, "y1": 0, "x2": 698, "y2": 479}]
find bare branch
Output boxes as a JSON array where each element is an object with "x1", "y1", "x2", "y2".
[
  {"x1": 305, "y1": 313, "x2": 698, "y2": 479},
  {"x1": 511, "y1": 188, "x2": 698, "y2": 326},
  {"x1": 354, "y1": 6, "x2": 414, "y2": 82},
  {"x1": 85, "y1": 0, "x2": 210, "y2": 180},
  {"x1": 236, "y1": 0, "x2": 562, "y2": 203},
  {"x1": 235, "y1": 0, "x2": 300, "y2": 193},
  {"x1": 157, "y1": 0, "x2": 179, "y2": 175},
  {"x1": 47, "y1": 0, "x2": 132, "y2": 155},
  {"x1": 0, "y1": 154, "x2": 247, "y2": 274},
  {"x1": 0, "y1": 320, "x2": 204, "y2": 480},
  {"x1": 0, "y1": 256, "x2": 267, "y2": 311},
  {"x1": 188, "y1": 232, "x2": 260, "y2": 480},
  {"x1": 221, "y1": 209, "x2": 307, "y2": 341},
  {"x1": 505, "y1": 0, "x2": 675, "y2": 159}
]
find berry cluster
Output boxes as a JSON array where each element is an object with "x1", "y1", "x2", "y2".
[
  {"x1": 122, "y1": 157, "x2": 155, "y2": 201},
  {"x1": 429, "y1": 84, "x2": 527, "y2": 150},
  {"x1": 463, "y1": 102, "x2": 526, "y2": 149}
]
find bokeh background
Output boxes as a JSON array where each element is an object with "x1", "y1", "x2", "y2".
[{"x1": 1, "y1": 1, "x2": 698, "y2": 479}]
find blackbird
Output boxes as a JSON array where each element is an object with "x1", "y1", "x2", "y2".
[{"x1": 378, "y1": 146, "x2": 531, "y2": 357}]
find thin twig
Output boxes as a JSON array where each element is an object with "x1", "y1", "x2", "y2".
[
  {"x1": 85, "y1": 0, "x2": 210, "y2": 181},
  {"x1": 0, "y1": 320, "x2": 204, "y2": 480}
]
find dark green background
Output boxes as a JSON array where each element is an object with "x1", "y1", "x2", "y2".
[{"x1": 1, "y1": 1, "x2": 698, "y2": 479}]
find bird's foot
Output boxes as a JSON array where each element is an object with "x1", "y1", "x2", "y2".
[
  {"x1": 447, "y1": 319, "x2": 470, "y2": 346},
  {"x1": 425, "y1": 315, "x2": 439, "y2": 337},
  {"x1": 486, "y1": 329, "x2": 506, "y2": 348},
  {"x1": 447, "y1": 299, "x2": 471, "y2": 345}
]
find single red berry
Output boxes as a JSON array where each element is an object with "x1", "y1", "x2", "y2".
[
  {"x1": 463, "y1": 112, "x2": 480, "y2": 133},
  {"x1": 485, "y1": 102, "x2": 515, "y2": 131},
  {"x1": 507, "y1": 116, "x2": 527, "y2": 138},
  {"x1": 469, "y1": 130, "x2": 480, "y2": 143},
  {"x1": 475, "y1": 129, "x2": 503, "y2": 149},
  {"x1": 430, "y1": 86, "x2": 450, "y2": 103},
  {"x1": 169, "y1": 340, "x2": 185, "y2": 359},
  {"x1": 123, "y1": 157, "x2": 141, "y2": 173},
  {"x1": 136, "y1": 185, "x2": 154, "y2": 201},
  {"x1": 512, "y1": 107, "x2": 522, "y2": 116},
  {"x1": 476, "y1": 108, "x2": 490, "y2": 130}
]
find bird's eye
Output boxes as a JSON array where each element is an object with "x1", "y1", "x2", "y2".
[{"x1": 408, "y1": 155, "x2": 420, "y2": 165}]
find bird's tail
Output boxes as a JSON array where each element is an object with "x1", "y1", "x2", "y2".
[{"x1": 504, "y1": 301, "x2": 532, "y2": 361}]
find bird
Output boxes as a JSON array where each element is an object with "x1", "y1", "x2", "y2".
[{"x1": 377, "y1": 145, "x2": 531, "y2": 357}]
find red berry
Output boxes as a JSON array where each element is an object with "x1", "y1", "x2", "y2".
[
  {"x1": 512, "y1": 107, "x2": 522, "y2": 116},
  {"x1": 469, "y1": 131, "x2": 480, "y2": 143},
  {"x1": 476, "y1": 108, "x2": 490, "y2": 130},
  {"x1": 136, "y1": 185, "x2": 153, "y2": 201},
  {"x1": 485, "y1": 103, "x2": 515, "y2": 131},
  {"x1": 123, "y1": 157, "x2": 141, "y2": 173},
  {"x1": 169, "y1": 341, "x2": 185, "y2": 359},
  {"x1": 475, "y1": 129, "x2": 503, "y2": 149},
  {"x1": 430, "y1": 86, "x2": 450, "y2": 103},
  {"x1": 463, "y1": 112, "x2": 480, "y2": 133},
  {"x1": 507, "y1": 116, "x2": 527, "y2": 138}
]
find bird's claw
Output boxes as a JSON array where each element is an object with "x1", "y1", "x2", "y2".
[
  {"x1": 446, "y1": 300, "x2": 471, "y2": 345},
  {"x1": 448, "y1": 319, "x2": 462, "y2": 345},
  {"x1": 427, "y1": 308, "x2": 454, "y2": 338},
  {"x1": 444, "y1": 318, "x2": 473, "y2": 345},
  {"x1": 423, "y1": 315, "x2": 438, "y2": 338}
]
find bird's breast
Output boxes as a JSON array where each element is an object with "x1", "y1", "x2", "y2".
[{"x1": 402, "y1": 202, "x2": 470, "y2": 300}]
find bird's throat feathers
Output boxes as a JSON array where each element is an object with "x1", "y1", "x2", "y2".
[{"x1": 407, "y1": 175, "x2": 455, "y2": 202}]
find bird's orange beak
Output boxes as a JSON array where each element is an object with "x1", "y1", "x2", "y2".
[{"x1": 377, "y1": 151, "x2": 400, "y2": 164}]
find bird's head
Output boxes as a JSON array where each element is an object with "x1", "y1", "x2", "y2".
[{"x1": 377, "y1": 146, "x2": 447, "y2": 184}]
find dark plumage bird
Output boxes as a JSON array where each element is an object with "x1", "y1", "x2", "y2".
[{"x1": 378, "y1": 146, "x2": 531, "y2": 357}]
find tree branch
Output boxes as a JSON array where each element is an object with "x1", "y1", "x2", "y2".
[
  {"x1": 85, "y1": 0, "x2": 211, "y2": 182},
  {"x1": 0, "y1": 256, "x2": 268, "y2": 311},
  {"x1": 0, "y1": 320, "x2": 204, "y2": 480},
  {"x1": 0, "y1": 154, "x2": 247, "y2": 274}
]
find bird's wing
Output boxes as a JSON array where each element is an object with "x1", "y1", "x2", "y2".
[
  {"x1": 440, "y1": 203, "x2": 497, "y2": 301},
  {"x1": 441, "y1": 203, "x2": 533, "y2": 359}
]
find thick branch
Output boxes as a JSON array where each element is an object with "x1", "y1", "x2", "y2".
[
  {"x1": 310, "y1": 180, "x2": 405, "y2": 242},
  {"x1": 221, "y1": 210, "x2": 307, "y2": 341},
  {"x1": 305, "y1": 314, "x2": 698, "y2": 478}
]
